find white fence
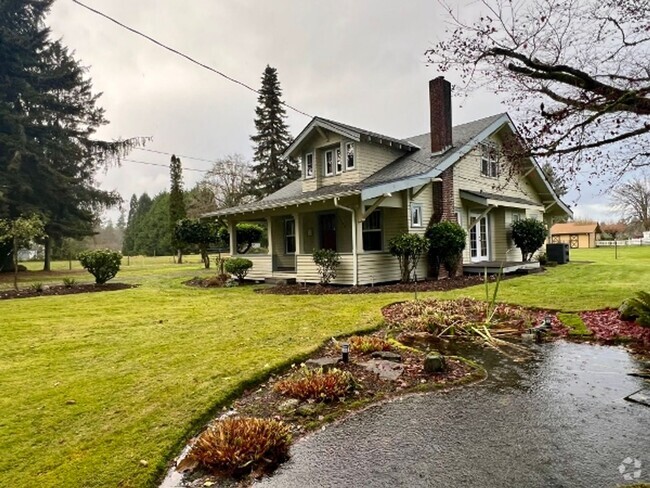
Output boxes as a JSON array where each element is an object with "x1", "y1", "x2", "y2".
[{"x1": 596, "y1": 238, "x2": 650, "y2": 247}]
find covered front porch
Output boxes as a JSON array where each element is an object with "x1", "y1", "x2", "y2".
[{"x1": 225, "y1": 192, "x2": 420, "y2": 285}]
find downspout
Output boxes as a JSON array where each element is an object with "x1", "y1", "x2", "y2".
[{"x1": 334, "y1": 197, "x2": 358, "y2": 286}]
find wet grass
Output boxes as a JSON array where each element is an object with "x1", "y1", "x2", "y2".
[
  {"x1": 557, "y1": 312, "x2": 592, "y2": 336},
  {"x1": 0, "y1": 247, "x2": 648, "y2": 487}
]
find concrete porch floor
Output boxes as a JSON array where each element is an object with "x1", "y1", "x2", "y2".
[{"x1": 463, "y1": 261, "x2": 541, "y2": 275}]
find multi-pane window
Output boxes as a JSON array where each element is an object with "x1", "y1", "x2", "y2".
[
  {"x1": 324, "y1": 150, "x2": 334, "y2": 176},
  {"x1": 362, "y1": 210, "x2": 382, "y2": 251},
  {"x1": 481, "y1": 144, "x2": 499, "y2": 177},
  {"x1": 346, "y1": 142, "x2": 355, "y2": 169},
  {"x1": 285, "y1": 219, "x2": 296, "y2": 254},
  {"x1": 305, "y1": 153, "x2": 314, "y2": 178},
  {"x1": 335, "y1": 148, "x2": 342, "y2": 174},
  {"x1": 411, "y1": 204, "x2": 423, "y2": 227}
]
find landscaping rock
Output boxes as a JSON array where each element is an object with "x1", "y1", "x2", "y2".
[
  {"x1": 296, "y1": 403, "x2": 325, "y2": 417},
  {"x1": 424, "y1": 353, "x2": 446, "y2": 373},
  {"x1": 278, "y1": 399, "x2": 300, "y2": 413},
  {"x1": 360, "y1": 359, "x2": 404, "y2": 381},
  {"x1": 618, "y1": 300, "x2": 638, "y2": 321},
  {"x1": 521, "y1": 333, "x2": 536, "y2": 343},
  {"x1": 370, "y1": 351, "x2": 402, "y2": 362},
  {"x1": 305, "y1": 357, "x2": 340, "y2": 372}
]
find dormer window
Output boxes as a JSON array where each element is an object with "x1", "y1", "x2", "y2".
[
  {"x1": 305, "y1": 153, "x2": 314, "y2": 179},
  {"x1": 346, "y1": 142, "x2": 355, "y2": 170},
  {"x1": 324, "y1": 150, "x2": 334, "y2": 176},
  {"x1": 481, "y1": 143, "x2": 499, "y2": 178},
  {"x1": 335, "y1": 147, "x2": 342, "y2": 174}
]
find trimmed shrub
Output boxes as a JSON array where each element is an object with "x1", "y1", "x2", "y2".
[
  {"x1": 511, "y1": 218, "x2": 547, "y2": 262},
  {"x1": 224, "y1": 257, "x2": 253, "y2": 281},
  {"x1": 388, "y1": 233, "x2": 430, "y2": 283},
  {"x1": 425, "y1": 221, "x2": 467, "y2": 278},
  {"x1": 627, "y1": 291, "x2": 650, "y2": 327},
  {"x1": 274, "y1": 368, "x2": 353, "y2": 402},
  {"x1": 312, "y1": 249, "x2": 341, "y2": 285},
  {"x1": 78, "y1": 249, "x2": 122, "y2": 284},
  {"x1": 235, "y1": 223, "x2": 264, "y2": 254},
  {"x1": 187, "y1": 417, "x2": 291, "y2": 476}
]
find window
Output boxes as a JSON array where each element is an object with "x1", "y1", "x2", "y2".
[
  {"x1": 481, "y1": 144, "x2": 499, "y2": 178},
  {"x1": 411, "y1": 204, "x2": 423, "y2": 228},
  {"x1": 324, "y1": 150, "x2": 334, "y2": 176},
  {"x1": 362, "y1": 210, "x2": 382, "y2": 251},
  {"x1": 335, "y1": 147, "x2": 342, "y2": 174},
  {"x1": 285, "y1": 219, "x2": 296, "y2": 254},
  {"x1": 346, "y1": 142, "x2": 355, "y2": 169},
  {"x1": 305, "y1": 153, "x2": 314, "y2": 178}
]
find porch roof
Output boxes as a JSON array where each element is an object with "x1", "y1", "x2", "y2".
[
  {"x1": 459, "y1": 189, "x2": 544, "y2": 210},
  {"x1": 204, "y1": 181, "x2": 361, "y2": 217}
]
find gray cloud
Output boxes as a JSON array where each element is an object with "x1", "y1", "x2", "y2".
[{"x1": 48, "y1": 0, "x2": 607, "y2": 222}]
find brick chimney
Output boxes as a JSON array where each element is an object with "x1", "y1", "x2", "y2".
[{"x1": 429, "y1": 76, "x2": 452, "y2": 155}]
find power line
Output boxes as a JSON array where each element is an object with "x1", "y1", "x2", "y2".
[
  {"x1": 134, "y1": 147, "x2": 220, "y2": 164},
  {"x1": 121, "y1": 158, "x2": 209, "y2": 173},
  {"x1": 71, "y1": 0, "x2": 312, "y2": 118}
]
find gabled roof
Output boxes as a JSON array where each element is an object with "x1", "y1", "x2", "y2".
[
  {"x1": 282, "y1": 116, "x2": 420, "y2": 159},
  {"x1": 460, "y1": 190, "x2": 543, "y2": 209},
  {"x1": 551, "y1": 222, "x2": 602, "y2": 235}
]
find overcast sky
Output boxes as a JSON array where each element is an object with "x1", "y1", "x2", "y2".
[{"x1": 47, "y1": 0, "x2": 616, "y2": 223}]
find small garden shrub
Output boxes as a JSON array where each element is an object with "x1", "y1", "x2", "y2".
[
  {"x1": 537, "y1": 252, "x2": 548, "y2": 265},
  {"x1": 78, "y1": 249, "x2": 122, "y2": 284},
  {"x1": 348, "y1": 335, "x2": 392, "y2": 354},
  {"x1": 627, "y1": 291, "x2": 650, "y2": 327},
  {"x1": 425, "y1": 221, "x2": 467, "y2": 278},
  {"x1": 312, "y1": 249, "x2": 340, "y2": 284},
  {"x1": 30, "y1": 282, "x2": 44, "y2": 293},
  {"x1": 187, "y1": 417, "x2": 291, "y2": 476},
  {"x1": 388, "y1": 233, "x2": 430, "y2": 283},
  {"x1": 62, "y1": 277, "x2": 76, "y2": 288},
  {"x1": 510, "y1": 218, "x2": 547, "y2": 262},
  {"x1": 224, "y1": 257, "x2": 253, "y2": 281},
  {"x1": 274, "y1": 368, "x2": 353, "y2": 402}
]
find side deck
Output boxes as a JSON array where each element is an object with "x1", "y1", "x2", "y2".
[{"x1": 462, "y1": 261, "x2": 541, "y2": 275}]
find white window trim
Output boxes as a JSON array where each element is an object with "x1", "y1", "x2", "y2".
[
  {"x1": 411, "y1": 204, "x2": 423, "y2": 228},
  {"x1": 285, "y1": 219, "x2": 296, "y2": 255},
  {"x1": 362, "y1": 210, "x2": 383, "y2": 252},
  {"x1": 304, "y1": 152, "x2": 314, "y2": 179},
  {"x1": 324, "y1": 150, "x2": 334, "y2": 176},
  {"x1": 346, "y1": 142, "x2": 356, "y2": 170},
  {"x1": 335, "y1": 147, "x2": 343, "y2": 174},
  {"x1": 480, "y1": 143, "x2": 500, "y2": 178}
]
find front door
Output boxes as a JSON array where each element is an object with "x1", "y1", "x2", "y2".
[
  {"x1": 319, "y1": 214, "x2": 337, "y2": 251},
  {"x1": 470, "y1": 214, "x2": 490, "y2": 262}
]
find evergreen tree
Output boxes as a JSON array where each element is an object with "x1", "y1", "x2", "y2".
[
  {"x1": 122, "y1": 194, "x2": 139, "y2": 254},
  {"x1": 169, "y1": 156, "x2": 186, "y2": 262},
  {"x1": 0, "y1": 1, "x2": 144, "y2": 271},
  {"x1": 248, "y1": 66, "x2": 298, "y2": 198}
]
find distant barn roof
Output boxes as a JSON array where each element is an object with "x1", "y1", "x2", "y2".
[{"x1": 551, "y1": 222, "x2": 602, "y2": 235}]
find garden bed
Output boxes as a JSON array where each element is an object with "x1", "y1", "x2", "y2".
[
  {"x1": 169, "y1": 331, "x2": 483, "y2": 487},
  {"x1": 257, "y1": 274, "x2": 515, "y2": 295},
  {"x1": 0, "y1": 282, "x2": 136, "y2": 300}
]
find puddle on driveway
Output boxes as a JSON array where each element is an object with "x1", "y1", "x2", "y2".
[{"x1": 252, "y1": 341, "x2": 649, "y2": 488}]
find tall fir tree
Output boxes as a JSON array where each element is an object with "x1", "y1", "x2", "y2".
[
  {"x1": 121, "y1": 194, "x2": 139, "y2": 254},
  {"x1": 0, "y1": 0, "x2": 144, "y2": 271},
  {"x1": 248, "y1": 65, "x2": 298, "y2": 198},
  {"x1": 169, "y1": 155, "x2": 186, "y2": 263}
]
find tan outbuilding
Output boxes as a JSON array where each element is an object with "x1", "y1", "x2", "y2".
[{"x1": 550, "y1": 222, "x2": 602, "y2": 248}]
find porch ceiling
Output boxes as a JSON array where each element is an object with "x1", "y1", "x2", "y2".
[{"x1": 459, "y1": 189, "x2": 544, "y2": 210}]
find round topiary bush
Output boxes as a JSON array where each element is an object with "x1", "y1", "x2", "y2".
[
  {"x1": 425, "y1": 221, "x2": 467, "y2": 278},
  {"x1": 224, "y1": 257, "x2": 253, "y2": 281},
  {"x1": 78, "y1": 249, "x2": 122, "y2": 284},
  {"x1": 511, "y1": 218, "x2": 547, "y2": 262}
]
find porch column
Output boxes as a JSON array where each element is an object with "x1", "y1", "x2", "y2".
[
  {"x1": 266, "y1": 217, "x2": 273, "y2": 272},
  {"x1": 293, "y1": 212, "x2": 302, "y2": 255},
  {"x1": 228, "y1": 220, "x2": 236, "y2": 256}
]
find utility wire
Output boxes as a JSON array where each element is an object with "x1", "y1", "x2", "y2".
[
  {"x1": 134, "y1": 147, "x2": 221, "y2": 164},
  {"x1": 121, "y1": 158, "x2": 210, "y2": 173},
  {"x1": 71, "y1": 0, "x2": 312, "y2": 118}
]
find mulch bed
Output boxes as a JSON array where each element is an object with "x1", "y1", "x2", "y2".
[
  {"x1": 580, "y1": 309, "x2": 650, "y2": 348},
  {"x1": 257, "y1": 274, "x2": 515, "y2": 295},
  {"x1": 0, "y1": 282, "x2": 136, "y2": 300}
]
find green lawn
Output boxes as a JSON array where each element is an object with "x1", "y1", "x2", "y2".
[{"x1": 0, "y1": 247, "x2": 648, "y2": 487}]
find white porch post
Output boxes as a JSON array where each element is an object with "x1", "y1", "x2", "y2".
[
  {"x1": 293, "y1": 213, "x2": 301, "y2": 272},
  {"x1": 266, "y1": 217, "x2": 273, "y2": 272},
  {"x1": 228, "y1": 220, "x2": 236, "y2": 256}
]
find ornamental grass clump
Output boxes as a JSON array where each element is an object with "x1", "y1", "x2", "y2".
[
  {"x1": 348, "y1": 335, "x2": 392, "y2": 354},
  {"x1": 274, "y1": 368, "x2": 353, "y2": 402},
  {"x1": 187, "y1": 417, "x2": 291, "y2": 476}
]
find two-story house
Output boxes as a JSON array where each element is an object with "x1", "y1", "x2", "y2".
[{"x1": 206, "y1": 77, "x2": 571, "y2": 285}]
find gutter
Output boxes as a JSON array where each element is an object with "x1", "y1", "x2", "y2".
[{"x1": 333, "y1": 197, "x2": 358, "y2": 286}]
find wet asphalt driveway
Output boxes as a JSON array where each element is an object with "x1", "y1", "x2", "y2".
[{"x1": 255, "y1": 342, "x2": 649, "y2": 488}]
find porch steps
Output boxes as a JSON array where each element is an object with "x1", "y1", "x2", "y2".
[{"x1": 264, "y1": 276, "x2": 296, "y2": 285}]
